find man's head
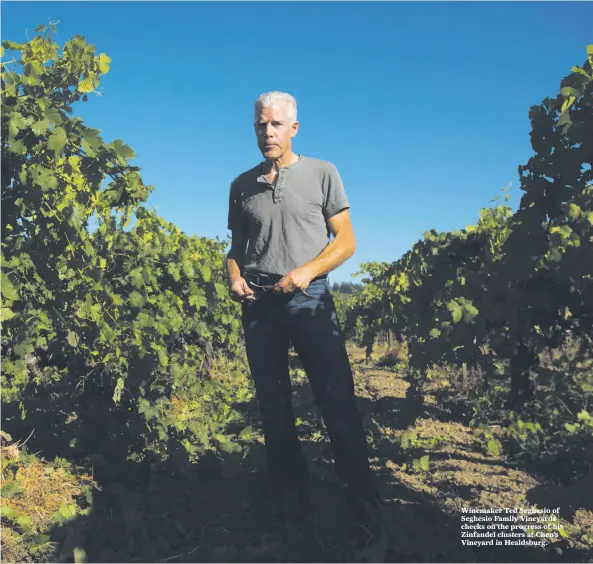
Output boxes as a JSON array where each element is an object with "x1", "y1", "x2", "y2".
[{"x1": 254, "y1": 91, "x2": 299, "y2": 161}]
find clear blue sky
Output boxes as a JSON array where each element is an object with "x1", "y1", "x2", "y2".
[{"x1": 2, "y1": 1, "x2": 592, "y2": 282}]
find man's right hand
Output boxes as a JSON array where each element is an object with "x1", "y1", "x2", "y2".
[{"x1": 229, "y1": 277, "x2": 256, "y2": 302}]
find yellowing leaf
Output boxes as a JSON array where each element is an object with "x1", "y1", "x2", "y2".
[
  {"x1": 78, "y1": 72, "x2": 98, "y2": 93},
  {"x1": 98, "y1": 53, "x2": 112, "y2": 74},
  {"x1": 567, "y1": 203, "x2": 581, "y2": 219}
]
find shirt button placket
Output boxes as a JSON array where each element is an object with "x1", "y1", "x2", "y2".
[{"x1": 273, "y1": 171, "x2": 284, "y2": 204}]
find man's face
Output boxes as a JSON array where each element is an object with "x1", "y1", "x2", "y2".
[{"x1": 254, "y1": 104, "x2": 299, "y2": 160}]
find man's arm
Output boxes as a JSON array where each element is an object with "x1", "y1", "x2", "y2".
[
  {"x1": 226, "y1": 229, "x2": 255, "y2": 301},
  {"x1": 226, "y1": 179, "x2": 255, "y2": 301},
  {"x1": 276, "y1": 209, "x2": 356, "y2": 292}
]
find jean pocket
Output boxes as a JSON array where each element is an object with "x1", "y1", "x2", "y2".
[
  {"x1": 307, "y1": 278, "x2": 330, "y2": 295},
  {"x1": 287, "y1": 280, "x2": 328, "y2": 305}
]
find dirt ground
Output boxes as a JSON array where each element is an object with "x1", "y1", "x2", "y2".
[{"x1": 9, "y1": 345, "x2": 592, "y2": 563}]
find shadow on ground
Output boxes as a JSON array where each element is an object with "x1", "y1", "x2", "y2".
[{"x1": 3, "y1": 354, "x2": 591, "y2": 563}]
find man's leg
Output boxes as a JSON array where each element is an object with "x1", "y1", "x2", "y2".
[
  {"x1": 284, "y1": 281, "x2": 375, "y2": 501},
  {"x1": 242, "y1": 299, "x2": 309, "y2": 494}
]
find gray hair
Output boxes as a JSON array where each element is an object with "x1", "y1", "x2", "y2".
[{"x1": 254, "y1": 91, "x2": 298, "y2": 123}]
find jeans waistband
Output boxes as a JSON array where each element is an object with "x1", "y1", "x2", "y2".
[{"x1": 244, "y1": 272, "x2": 328, "y2": 287}]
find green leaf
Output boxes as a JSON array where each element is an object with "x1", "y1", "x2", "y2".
[
  {"x1": 130, "y1": 269, "x2": 145, "y2": 289},
  {"x1": 561, "y1": 86, "x2": 583, "y2": 99},
  {"x1": 401, "y1": 430, "x2": 417, "y2": 449},
  {"x1": 24, "y1": 60, "x2": 44, "y2": 79},
  {"x1": 34, "y1": 168, "x2": 58, "y2": 190},
  {"x1": 82, "y1": 128, "x2": 103, "y2": 152},
  {"x1": 58, "y1": 503, "x2": 76, "y2": 519},
  {"x1": 46, "y1": 108, "x2": 62, "y2": 126},
  {"x1": 567, "y1": 203, "x2": 581, "y2": 219},
  {"x1": 69, "y1": 206, "x2": 86, "y2": 230},
  {"x1": 419, "y1": 455, "x2": 430, "y2": 471},
  {"x1": 31, "y1": 119, "x2": 50, "y2": 136},
  {"x1": 201, "y1": 265, "x2": 212, "y2": 283},
  {"x1": 130, "y1": 291, "x2": 145, "y2": 308},
  {"x1": 239, "y1": 426, "x2": 254, "y2": 439},
  {"x1": 113, "y1": 377, "x2": 124, "y2": 404},
  {"x1": 1, "y1": 308, "x2": 16, "y2": 322},
  {"x1": 447, "y1": 301, "x2": 463, "y2": 323},
  {"x1": 9, "y1": 113, "x2": 27, "y2": 140},
  {"x1": 34, "y1": 24, "x2": 47, "y2": 32},
  {"x1": 31, "y1": 534, "x2": 51, "y2": 546},
  {"x1": 182, "y1": 261, "x2": 195, "y2": 278},
  {"x1": 67, "y1": 331, "x2": 79, "y2": 347},
  {"x1": 216, "y1": 434, "x2": 241, "y2": 454},
  {"x1": 74, "y1": 547, "x2": 87, "y2": 564},
  {"x1": 550, "y1": 225, "x2": 573, "y2": 238},
  {"x1": 2, "y1": 41, "x2": 26, "y2": 51},
  {"x1": 157, "y1": 349, "x2": 169, "y2": 368},
  {"x1": 214, "y1": 282, "x2": 227, "y2": 298},
  {"x1": 9, "y1": 140, "x2": 27, "y2": 155},
  {"x1": 111, "y1": 139, "x2": 136, "y2": 161},
  {"x1": 110, "y1": 292, "x2": 124, "y2": 306},
  {"x1": 16, "y1": 514, "x2": 33, "y2": 531},
  {"x1": 487, "y1": 439, "x2": 501, "y2": 456},
  {"x1": 0, "y1": 481, "x2": 24, "y2": 498},
  {"x1": 1, "y1": 273, "x2": 19, "y2": 301},
  {"x1": 462, "y1": 302, "x2": 479, "y2": 324},
  {"x1": 47, "y1": 127, "x2": 67, "y2": 154},
  {"x1": 0, "y1": 506, "x2": 17, "y2": 518}
]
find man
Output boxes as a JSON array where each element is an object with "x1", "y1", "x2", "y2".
[{"x1": 225, "y1": 91, "x2": 379, "y2": 533}]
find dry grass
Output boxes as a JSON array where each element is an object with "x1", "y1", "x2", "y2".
[{"x1": 0, "y1": 431, "x2": 94, "y2": 564}]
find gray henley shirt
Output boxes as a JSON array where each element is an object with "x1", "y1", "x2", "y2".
[{"x1": 227, "y1": 155, "x2": 350, "y2": 276}]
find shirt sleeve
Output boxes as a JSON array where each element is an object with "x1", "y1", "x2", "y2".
[
  {"x1": 227, "y1": 180, "x2": 244, "y2": 232},
  {"x1": 322, "y1": 163, "x2": 350, "y2": 220}
]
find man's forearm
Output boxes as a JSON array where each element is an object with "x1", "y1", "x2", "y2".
[
  {"x1": 225, "y1": 255, "x2": 242, "y2": 284},
  {"x1": 301, "y1": 231, "x2": 355, "y2": 279}
]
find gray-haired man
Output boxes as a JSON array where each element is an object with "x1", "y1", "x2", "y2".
[{"x1": 226, "y1": 91, "x2": 379, "y2": 535}]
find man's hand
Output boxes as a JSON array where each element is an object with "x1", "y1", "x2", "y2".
[
  {"x1": 275, "y1": 266, "x2": 315, "y2": 294},
  {"x1": 230, "y1": 277, "x2": 256, "y2": 302}
]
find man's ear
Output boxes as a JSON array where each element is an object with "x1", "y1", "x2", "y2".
[{"x1": 291, "y1": 120, "x2": 299, "y2": 138}]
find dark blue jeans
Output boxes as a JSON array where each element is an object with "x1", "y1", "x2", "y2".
[{"x1": 241, "y1": 277, "x2": 374, "y2": 498}]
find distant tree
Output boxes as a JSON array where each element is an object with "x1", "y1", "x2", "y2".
[{"x1": 331, "y1": 281, "x2": 363, "y2": 295}]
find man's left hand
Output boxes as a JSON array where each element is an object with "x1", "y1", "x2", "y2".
[{"x1": 275, "y1": 266, "x2": 315, "y2": 294}]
